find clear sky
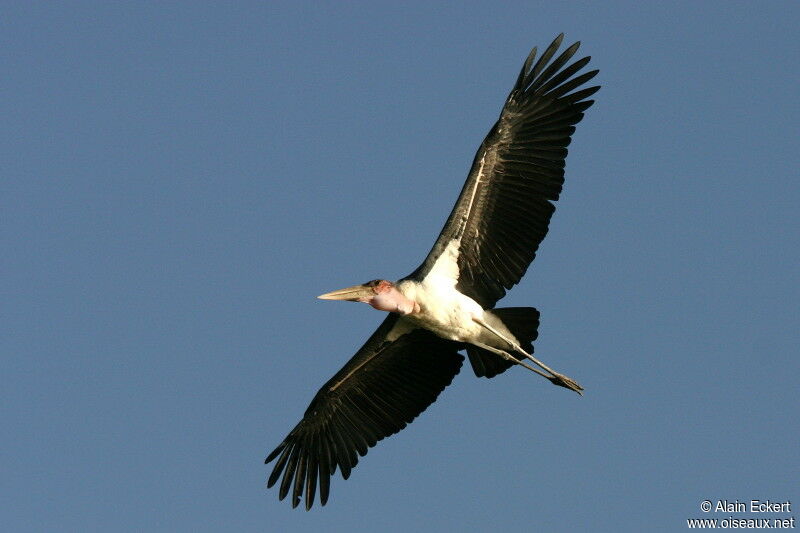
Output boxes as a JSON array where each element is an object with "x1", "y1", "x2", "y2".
[{"x1": 3, "y1": 2, "x2": 798, "y2": 531}]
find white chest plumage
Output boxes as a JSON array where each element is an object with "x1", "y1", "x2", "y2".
[{"x1": 396, "y1": 239, "x2": 484, "y2": 342}]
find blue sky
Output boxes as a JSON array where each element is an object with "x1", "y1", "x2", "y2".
[{"x1": 3, "y1": 2, "x2": 798, "y2": 531}]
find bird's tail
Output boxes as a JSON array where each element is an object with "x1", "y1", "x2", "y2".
[{"x1": 466, "y1": 307, "x2": 540, "y2": 378}]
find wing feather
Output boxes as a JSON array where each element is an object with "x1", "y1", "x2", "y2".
[
  {"x1": 265, "y1": 315, "x2": 464, "y2": 509},
  {"x1": 410, "y1": 34, "x2": 599, "y2": 307}
]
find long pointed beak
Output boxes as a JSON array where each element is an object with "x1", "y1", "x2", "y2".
[{"x1": 317, "y1": 284, "x2": 374, "y2": 302}]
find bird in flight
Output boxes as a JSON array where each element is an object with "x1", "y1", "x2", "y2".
[{"x1": 266, "y1": 34, "x2": 599, "y2": 510}]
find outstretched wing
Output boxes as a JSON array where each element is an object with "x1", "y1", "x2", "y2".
[
  {"x1": 265, "y1": 315, "x2": 464, "y2": 510},
  {"x1": 409, "y1": 34, "x2": 600, "y2": 308}
]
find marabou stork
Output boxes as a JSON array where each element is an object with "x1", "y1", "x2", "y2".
[{"x1": 266, "y1": 34, "x2": 600, "y2": 509}]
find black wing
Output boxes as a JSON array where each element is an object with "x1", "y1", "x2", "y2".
[
  {"x1": 409, "y1": 34, "x2": 600, "y2": 308},
  {"x1": 265, "y1": 315, "x2": 464, "y2": 510}
]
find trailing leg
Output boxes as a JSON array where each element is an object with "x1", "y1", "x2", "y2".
[{"x1": 472, "y1": 315, "x2": 583, "y2": 395}]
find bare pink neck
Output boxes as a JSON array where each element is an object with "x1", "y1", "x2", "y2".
[{"x1": 369, "y1": 286, "x2": 419, "y2": 315}]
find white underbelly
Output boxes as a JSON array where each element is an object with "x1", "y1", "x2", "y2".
[{"x1": 396, "y1": 278, "x2": 484, "y2": 342}]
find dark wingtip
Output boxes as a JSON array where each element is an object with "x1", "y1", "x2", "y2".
[
  {"x1": 264, "y1": 442, "x2": 284, "y2": 464},
  {"x1": 515, "y1": 46, "x2": 538, "y2": 90}
]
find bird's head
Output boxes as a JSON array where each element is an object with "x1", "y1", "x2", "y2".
[{"x1": 318, "y1": 279, "x2": 418, "y2": 315}]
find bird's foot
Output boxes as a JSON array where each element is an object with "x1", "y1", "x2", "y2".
[{"x1": 548, "y1": 373, "x2": 584, "y2": 395}]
